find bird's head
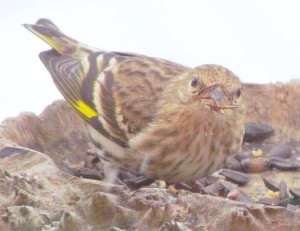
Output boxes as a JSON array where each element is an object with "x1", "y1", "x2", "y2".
[{"x1": 174, "y1": 64, "x2": 244, "y2": 114}]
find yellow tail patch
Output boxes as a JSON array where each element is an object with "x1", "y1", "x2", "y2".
[
  {"x1": 23, "y1": 24, "x2": 64, "y2": 54},
  {"x1": 74, "y1": 100, "x2": 98, "y2": 119},
  {"x1": 38, "y1": 34, "x2": 61, "y2": 53}
]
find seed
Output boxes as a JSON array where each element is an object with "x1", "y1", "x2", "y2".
[
  {"x1": 241, "y1": 159, "x2": 269, "y2": 173},
  {"x1": 166, "y1": 185, "x2": 177, "y2": 195},
  {"x1": 197, "y1": 176, "x2": 218, "y2": 188},
  {"x1": 243, "y1": 123, "x2": 274, "y2": 142},
  {"x1": 262, "y1": 176, "x2": 279, "y2": 192},
  {"x1": 205, "y1": 182, "x2": 224, "y2": 196},
  {"x1": 279, "y1": 181, "x2": 288, "y2": 200},
  {"x1": 219, "y1": 169, "x2": 251, "y2": 185},
  {"x1": 258, "y1": 196, "x2": 288, "y2": 207},
  {"x1": 265, "y1": 190, "x2": 279, "y2": 199},
  {"x1": 226, "y1": 158, "x2": 243, "y2": 172},
  {"x1": 267, "y1": 156, "x2": 300, "y2": 170},
  {"x1": 227, "y1": 189, "x2": 254, "y2": 203},
  {"x1": 156, "y1": 180, "x2": 166, "y2": 188},
  {"x1": 276, "y1": 199, "x2": 289, "y2": 207},
  {"x1": 74, "y1": 168, "x2": 103, "y2": 181},
  {"x1": 227, "y1": 189, "x2": 239, "y2": 199},
  {"x1": 233, "y1": 153, "x2": 251, "y2": 162},
  {"x1": 251, "y1": 149, "x2": 263, "y2": 157},
  {"x1": 269, "y1": 144, "x2": 292, "y2": 159},
  {"x1": 258, "y1": 197, "x2": 278, "y2": 206},
  {"x1": 205, "y1": 176, "x2": 219, "y2": 186},
  {"x1": 290, "y1": 188, "x2": 300, "y2": 199},
  {"x1": 289, "y1": 197, "x2": 300, "y2": 206}
]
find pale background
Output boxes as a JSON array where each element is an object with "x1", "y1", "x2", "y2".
[{"x1": 1, "y1": 0, "x2": 300, "y2": 122}]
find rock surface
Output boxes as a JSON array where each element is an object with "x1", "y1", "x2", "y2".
[{"x1": 0, "y1": 81, "x2": 300, "y2": 231}]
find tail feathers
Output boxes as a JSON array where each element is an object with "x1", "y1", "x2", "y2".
[
  {"x1": 23, "y1": 18, "x2": 98, "y2": 58},
  {"x1": 35, "y1": 18, "x2": 61, "y2": 31}
]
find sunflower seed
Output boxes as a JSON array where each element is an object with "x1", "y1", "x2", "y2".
[
  {"x1": 269, "y1": 144, "x2": 292, "y2": 159},
  {"x1": 227, "y1": 189, "x2": 254, "y2": 203},
  {"x1": 233, "y1": 153, "x2": 252, "y2": 162},
  {"x1": 258, "y1": 197, "x2": 278, "y2": 206},
  {"x1": 289, "y1": 197, "x2": 300, "y2": 206},
  {"x1": 276, "y1": 198, "x2": 289, "y2": 207},
  {"x1": 258, "y1": 197, "x2": 288, "y2": 207},
  {"x1": 267, "y1": 156, "x2": 300, "y2": 170},
  {"x1": 219, "y1": 169, "x2": 251, "y2": 185},
  {"x1": 241, "y1": 159, "x2": 269, "y2": 173},
  {"x1": 243, "y1": 123, "x2": 275, "y2": 142},
  {"x1": 205, "y1": 176, "x2": 219, "y2": 185},
  {"x1": 279, "y1": 181, "x2": 288, "y2": 200},
  {"x1": 290, "y1": 188, "x2": 300, "y2": 199},
  {"x1": 205, "y1": 182, "x2": 224, "y2": 196},
  {"x1": 262, "y1": 176, "x2": 279, "y2": 192},
  {"x1": 226, "y1": 158, "x2": 243, "y2": 172}
]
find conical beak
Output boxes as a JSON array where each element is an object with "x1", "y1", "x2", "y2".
[{"x1": 211, "y1": 87, "x2": 237, "y2": 109}]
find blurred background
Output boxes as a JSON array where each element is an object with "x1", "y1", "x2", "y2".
[{"x1": 1, "y1": 0, "x2": 300, "y2": 122}]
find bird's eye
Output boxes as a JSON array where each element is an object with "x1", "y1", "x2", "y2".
[
  {"x1": 236, "y1": 89, "x2": 242, "y2": 97},
  {"x1": 190, "y1": 77, "x2": 199, "y2": 87}
]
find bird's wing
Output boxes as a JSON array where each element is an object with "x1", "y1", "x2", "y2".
[
  {"x1": 39, "y1": 50, "x2": 189, "y2": 145},
  {"x1": 112, "y1": 55, "x2": 189, "y2": 137},
  {"x1": 24, "y1": 19, "x2": 189, "y2": 147}
]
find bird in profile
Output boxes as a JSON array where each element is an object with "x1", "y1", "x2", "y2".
[{"x1": 24, "y1": 18, "x2": 245, "y2": 184}]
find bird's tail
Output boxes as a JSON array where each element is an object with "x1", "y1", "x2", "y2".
[{"x1": 23, "y1": 18, "x2": 97, "y2": 58}]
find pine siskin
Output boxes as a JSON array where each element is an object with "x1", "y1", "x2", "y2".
[{"x1": 24, "y1": 19, "x2": 245, "y2": 182}]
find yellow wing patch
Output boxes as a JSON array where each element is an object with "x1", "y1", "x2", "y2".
[{"x1": 73, "y1": 100, "x2": 98, "y2": 119}]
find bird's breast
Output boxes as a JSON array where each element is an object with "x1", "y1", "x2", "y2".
[{"x1": 128, "y1": 109, "x2": 244, "y2": 182}]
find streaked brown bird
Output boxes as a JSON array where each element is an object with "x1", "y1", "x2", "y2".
[{"x1": 24, "y1": 19, "x2": 245, "y2": 183}]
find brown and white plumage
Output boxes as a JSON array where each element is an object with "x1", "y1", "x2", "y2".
[{"x1": 24, "y1": 19, "x2": 245, "y2": 182}]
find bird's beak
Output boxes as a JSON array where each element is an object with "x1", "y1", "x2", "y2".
[
  {"x1": 202, "y1": 86, "x2": 237, "y2": 112},
  {"x1": 211, "y1": 87, "x2": 236, "y2": 109}
]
